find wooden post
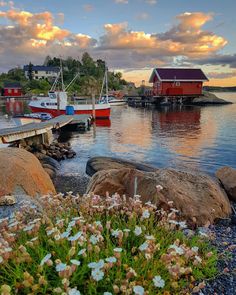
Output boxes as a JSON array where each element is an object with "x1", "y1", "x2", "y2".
[{"x1": 92, "y1": 93, "x2": 96, "y2": 119}]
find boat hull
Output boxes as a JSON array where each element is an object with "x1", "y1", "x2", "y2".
[
  {"x1": 109, "y1": 100, "x2": 126, "y2": 106},
  {"x1": 29, "y1": 106, "x2": 111, "y2": 119}
]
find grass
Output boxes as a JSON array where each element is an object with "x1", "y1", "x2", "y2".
[{"x1": 0, "y1": 192, "x2": 217, "y2": 294}]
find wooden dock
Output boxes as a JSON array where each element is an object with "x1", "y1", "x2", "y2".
[{"x1": 0, "y1": 114, "x2": 92, "y2": 144}]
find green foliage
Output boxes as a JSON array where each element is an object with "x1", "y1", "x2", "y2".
[{"x1": 0, "y1": 53, "x2": 129, "y2": 96}]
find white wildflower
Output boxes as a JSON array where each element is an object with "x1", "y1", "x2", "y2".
[
  {"x1": 123, "y1": 228, "x2": 131, "y2": 232},
  {"x1": 68, "y1": 288, "x2": 81, "y2": 295},
  {"x1": 111, "y1": 229, "x2": 121, "y2": 238},
  {"x1": 191, "y1": 246, "x2": 199, "y2": 253},
  {"x1": 169, "y1": 244, "x2": 184, "y2": 255},
  {"x1": 113, "y1": 247, "x2": 122, "y2": 253},
  {"x1": 139, "y1": 241, "x2": 149, "y2": 251},
  {"x1": 56, "y1": 263, "x2": 67, "y2": 272},
  {"x1": 40, "y1": 253, "x2": 52, "y2": 266},
  {"x1": 153, "y1": 275, "x2": 165, "y2": 288},
  {"x1": 78, "y1": 248, "x2": 86, "y2": 255},
  {"x1": 88, "y1": 259, "x2": 104, "y2": 269},
  {"x1": 70, "y1": 259, "x2": 81, "y2": 266},
  {"x1": 179, "y1": 221, "x2": 187, "y2": 229},
  {"x1": 91, "y1": 268, "x2": 104, "y2": 281},
  {"x1": 68, "y1": 231, "x2": 82, "y2": 241},
  {"x1": 68, "y1": 220, "x2": 76, "y2": 228},
  {"x1": 133, "y1": 285, "x2": 145, "y2": 295},
  {"x1": 90, "y1": 234, "x2": 99, "y2": 245},
  {"x1": 23, "y1": 224, "x2": 34, "y2": 232},
  {"x1": 195, "y1": 255, "x2": 202, "y2": 263},
  {"x1": 61, "y1": 230, "x2": 71, "y2": 239},
  {"x1": 142, "y1": 209, "x2": 150, "y2": 219},
  {"x1": 134, "y1": 226, "x2": 142, "y2": 236},
  {"x1": 103, "y1": 292, "x2": 112, "y2": 295},
  {"x1": 156, "y1": 185, "x2": 163, "y2": 191},
  {"x1": 105, "y1": 257, "x2": 117, "y2": 263},
  {"x1": 169, "y1": 220, "x2": 179, "y2": 225},
  {"x1": 95, "y1": 221, "x2": 102, "y2": 226},
  {"x1": 145, "y1": 235, "x2": 155, "y2": 240}
]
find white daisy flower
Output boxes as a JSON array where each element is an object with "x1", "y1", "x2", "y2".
[
  {"x1": 40, "y1": 253, "x2": 52, "y2": 266},
  {"x1": 134, "y1": 226, "x2": 142, "y2": 236},
  {"x1": 91, "y1": 268, "x2": 104, "y2": 281},
  {"x1": 105, "y1": 256, "x2": 117, "y2": 263},
  {"x1": 142, "y1": 209, "x2": 150, "y2": 219},
  {"x1": 23, "y1": 224, "x2": 34, "y2": 232},
  {"x1": 153, "y1": 275, "x2": 165, "y2": 288},
  {"x1": 133, "y1": 285, "x2": 145, "y2": 295}
]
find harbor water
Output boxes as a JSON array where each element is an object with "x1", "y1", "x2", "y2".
[{"x1": 0, "y1": 92, "x2": 236, "y2": 176}]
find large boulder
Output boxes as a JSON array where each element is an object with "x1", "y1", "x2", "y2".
[
  {"x1": 0, "y1": 148, "x2": 56, "y2": 198},
  {"x1": 87, "y1": 168, "x2": 232, "y2": 227},
  {"x1": 216, "y1": 166, "x2": 236, "y2": 202},
  {"x1": 86, "y1": 156, "x2": 157, "y2": 176},
  {"x1": 191, "y1": 91, "x2": 232, "y2": 105}
]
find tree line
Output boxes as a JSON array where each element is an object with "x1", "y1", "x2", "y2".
[{"x1": 0, "y1": 52, "x2": 128, "y2": 96}]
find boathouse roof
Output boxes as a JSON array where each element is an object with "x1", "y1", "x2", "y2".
[
  {"x1": 23, "y1": 65, "x2": 60, "y2": 72},
  {"x1": 149, "y1": 68, "x2": 209, "y2": 82},
  {"x1": 4, "y1": 82, "x2": 22, "y2": 88}
]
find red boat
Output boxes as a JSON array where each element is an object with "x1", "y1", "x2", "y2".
[{"x1": 29, "y1": 62, "x2": 111, "y2": 119}]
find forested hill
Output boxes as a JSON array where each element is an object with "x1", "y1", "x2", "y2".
[
  {"x1": 0, "y1": 52, "x2": 128, "y2": 96},
  {"x1": 204, "y1": 86, "x2": 236, "y2": 92}
]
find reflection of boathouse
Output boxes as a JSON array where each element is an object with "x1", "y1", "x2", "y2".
[{"x1": 149, "y1": 68, "x2": 208, "y2": 97}]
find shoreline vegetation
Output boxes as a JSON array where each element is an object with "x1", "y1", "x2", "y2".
[{"x1": 0, "y1": 147, "x2": 236, "y2": 294}]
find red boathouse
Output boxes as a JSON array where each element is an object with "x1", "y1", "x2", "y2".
[
  {"x1": 149, "y1": 68, "x2": 208, "y2": 96},
  {"x1": 3, "y1": 82, "x2": 22, "y2": 97}
]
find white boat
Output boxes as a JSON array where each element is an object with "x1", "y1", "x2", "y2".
[
  {"x1": 29, "y1": 61, "x2": 111, "y2": 119},
  {"x1": 13, "y1": 113, "x2": 52, "y2": 126},
  {"x1": 100, "y1": 95, "x2": 127, "y2": 106},
  {"x1": 99, "y1": 68, "x2": 126, "y2": 107}
]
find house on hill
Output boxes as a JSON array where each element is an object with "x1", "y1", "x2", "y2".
[
  {"x1": 3, "y1": 82, "x2": 22, "y2": 97},
  {"x1": 149, "y1": 68, "x2": 208, "y2": 97},
  {"x1": 23, "y1": 65, "x2": 59, "y2": 80}
]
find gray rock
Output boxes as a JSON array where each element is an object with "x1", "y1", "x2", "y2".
[{"x1": 216, "y1": 166, "x2": 236, "y2": 202}]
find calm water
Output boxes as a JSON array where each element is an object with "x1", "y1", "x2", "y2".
[{"x1": 1, "y1": 93, "x2": 236, "y2": 175}]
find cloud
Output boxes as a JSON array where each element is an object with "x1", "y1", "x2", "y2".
[
  {"x1": 83, "y1": 4, "x2": 94, "y2": 12},
  {"x1": 207, "y1": 71, "x2": 236, "y2": 79},
  {"x1": 0, "y1": 7, "x2": 229, "y2": 76},
  {"x1": 114, "y1": 0, "x2": 128, "y2": 4},
  {"x1": 136, "y1": 12, "x2": 149, "y2": 20},
  {"x1": 190, "y1": 54, "x2": 236, "y2": 68},
  {"x1": 145, "y1": 0, "x2": 157, "y2": 5}
]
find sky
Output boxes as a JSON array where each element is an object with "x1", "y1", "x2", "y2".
[{"x1": 0, "y1": 0, "x2": 236, "y2": 86}]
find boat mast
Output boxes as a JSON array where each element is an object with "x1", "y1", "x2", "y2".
[
  {"x1": 60, "y1": 58, "x2": 65, "y2": 91},
  {"x1": 105, "y1": 65, "x2": 108, "y2": 103}
]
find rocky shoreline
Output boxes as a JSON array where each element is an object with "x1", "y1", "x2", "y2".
[{"x1": 0, "y1": 149, "x2": 236, "y2": 294}]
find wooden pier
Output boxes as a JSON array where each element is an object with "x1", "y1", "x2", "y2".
[{"x1": 0, "y1": 114, "x2": 92, "y2": 144}]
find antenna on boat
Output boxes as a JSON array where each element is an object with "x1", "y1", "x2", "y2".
[{"x1": 65, "y1": 71, "x2": 80, "y2": 91}]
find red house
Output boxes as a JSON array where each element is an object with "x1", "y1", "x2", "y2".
[
  {"x1": 3, "y1": 82, "x2": 22, "y2": 97},
  {"x1": 149, "y1": 68, "x2": 208, "y2": 96}
]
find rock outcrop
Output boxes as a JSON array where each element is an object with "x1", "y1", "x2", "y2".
[
  {"x1": 86, "y1": 156, "x2": 157, "y2": 176},
  {"x1": 216, "y1": 166, "x2": 236, "y2": 202},
  {"x1": 191, "y1": 91, "x2": 232, "y2": 105},
  {"x1": 87, "y1": 168, "x2": 232, "y2": 227},
  {"x1": 0, "y1": 148, "x2": 56, "y2": 198}
]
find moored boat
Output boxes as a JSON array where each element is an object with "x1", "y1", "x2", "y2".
[{"x1": 29, "y1": 62, "x2": 111, "y2": 119}]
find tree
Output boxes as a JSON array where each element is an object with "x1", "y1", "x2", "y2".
[{"x1": 28, "y1": 62, "x2": 33, "y2": 81}]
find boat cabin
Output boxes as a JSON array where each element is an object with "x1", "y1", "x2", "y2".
[{"x1": 149, "y1": 68, "x2": 208, "y2": 96}]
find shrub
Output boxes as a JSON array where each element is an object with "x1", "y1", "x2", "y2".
[{"x1": 0, "y1": 192, "x2": 217, "y2": 294}]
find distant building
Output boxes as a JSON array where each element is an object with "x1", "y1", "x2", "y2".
[
  {"x1": 3, "y1": 82, "x2": 22, "y2": 97},
  {"x1": 23, "y1": 65, "x2": 60, "y2": 80},
  {"x1": 149, "y1": 68, "x2": 208, "y2": 96}
]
